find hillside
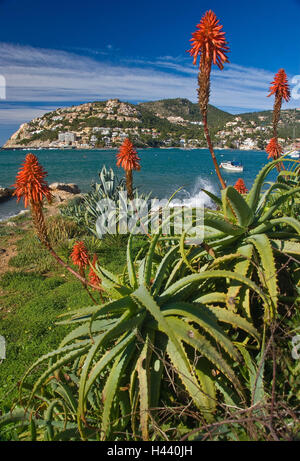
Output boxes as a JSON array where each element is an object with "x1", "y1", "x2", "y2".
[
  {"x1": 138, "y1": 98, "x2": 233, "y2": 127},
  {"x1": 3, "y1": 98, "x2": 300, "y2": 150}
]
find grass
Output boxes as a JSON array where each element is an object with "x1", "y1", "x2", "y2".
[{"x1": 0, "y1": 214, "x2": 144, "y2": 413}]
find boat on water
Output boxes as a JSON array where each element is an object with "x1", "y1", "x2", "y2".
[
  {"x1": 220, "y1": 161, "x2": 244, "y2": 172},
  {"x1": 286, "y1": 150, "x2": 300, "y2": 159}
]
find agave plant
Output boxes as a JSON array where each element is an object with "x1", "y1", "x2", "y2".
[
  {"x1": 181, "y1": 157, "x2": 300, "y2": 323},
  {"x1": 61, "y1": 165, "x2": 151, "y2": 238},
  {"x1": 5, "y1": 218, "x2": 266, "y2": 441}
]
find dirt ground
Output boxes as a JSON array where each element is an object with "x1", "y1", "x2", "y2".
[{"x1": 0, "y1": 237, "x2": 18, "y2": 277}]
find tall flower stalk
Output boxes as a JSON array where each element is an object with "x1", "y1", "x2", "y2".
[
  {"x1": 13, "y1": 153, "x2": 52, "y2": 248},
  {"x1": 268, "y1": 69, "x2": 290, "y2": 139},
  {"x1": 188, "y1": 10, "x2": 229, "y2": 189},
  {"x1": 116, "y1": 138, "x2": 141, "y2": 199},
  {"x1": 266, "y1": 69, "x2": 290, "y2": 171},
  {"x1": 12, "y1": 154, "x2": 102, "y2": 293}
]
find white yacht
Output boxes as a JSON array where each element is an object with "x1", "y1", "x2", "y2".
[
  {"x1": 287, "y1": 150, "x2": 300, "y2": 159},
  {"x1": 220, "y1": 161, "x2": 244, "y2": 172}
]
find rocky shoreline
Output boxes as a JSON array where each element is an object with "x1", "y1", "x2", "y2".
[
  {"x1": 0, "y1": 188, "x2": 14, "y2": 203},
  {"x1": 0, "y1": 183, "x2": 81, "y2": 207}
]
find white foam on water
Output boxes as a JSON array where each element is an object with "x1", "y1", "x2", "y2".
[{"x1": 168, "y1": 176, "x2": 218, "y2": 209}]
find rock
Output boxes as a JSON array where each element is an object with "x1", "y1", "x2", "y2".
[
  {"x1": 6, "y1": 221, "x2": 17, "y2": 227},
  {"x1": 49, "y1": 183, "x2": 81, "y2": 194},
  {"x1": 0, "y1": 188, "x2": 13, "y2": 203},
  {"x1": 48, "y1": 183, "x2": 82, "y2": 205}
]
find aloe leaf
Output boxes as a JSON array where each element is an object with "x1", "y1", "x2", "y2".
[
  {"x1": 271, "y1": 239, "x2": 300, "y2": 256},
  {"x1": 151, "y1": 245, "x2": 179, "y2": 296},
  {"x1": 84, "y1": 329, "x2": 138, "y2": 398},
  {"x1": 205, "y1": 306, "x2": 260, "y2": 344},
  {"x1": 19, "y1": 341, "x2": 90, "y2": 398},
  {"x1": 237, "y1": 346, "x2": 265, "y2": 406},
  {"x1": 201, "y1": 189, "x2": 222, "y2": 207},
  {"x1": 166, "y1": 317, "x2": 244, "y2": 398},
  {"x1": 162, "y1": 302, "x2": 241, "y2": 362},
  {"x1": 223, "y1": 186, "x2": 254, "y2": 227},
  {"x1": 257, "y1": 182, "x2": 290, "y2": 213},
  {"x1": 166, "y1": 338, "x2": 214, "y2": 419},
  {"x1": 131, "y1": 285, "x2": 191, "y2": 371},
  {"x1": 78, "y1": 311, "x2": 144, "y2": 419},
  {"x1": 194, "y1": 292, "x2": 227, "y2": 304},
  {"x1": 101, "y1": 343, "x2": 135, "y2": 440},
  {"x1": 159, "y1": 270, "x2": 268, "y2": 307},
  {"x1": 144, "y1": 233, "x2": 161, "y2": 286},
  {"x1": 246, "y1": 234, "x2": 278, "y2": 320},
  {"x1": 258, "y1": 187, "x2": 300, "y2": 223},
  {"x1": 269, "y1": 217, "x2": 300, "y2": 235},
  {"x1": 204, "y1": 213, "x2": 245, "y2": 236},
  {"x1": 149, "y1": 332, "x2": 168, "y2": 410},
  {"x1": 246, "y1": 157, "x2": 297, "y2": 211},
  {"x1": 137, "y1": 332, "x2": 154, "y2": 440},
  {"x1": 131, "y1": 285, "x2": 213, "y2": 414},
  {"x1": 91, "y1": 296, "x2": 136, "y2": 322},
  {"x1": 180, "y1": 229, "x2": 197, "y2": 273},
  {"x1": 127, "y1": 233, "x2": 138, "y2": 289},
  {"x1": 59, "y1": 319, "x2": 117, "y2": 347},
  {"x1": 227, "y1": 244, "x2": 253, "y2": 306},
  {"x1": 29, "y1": 346, "x2": 90, "y2": 405}
]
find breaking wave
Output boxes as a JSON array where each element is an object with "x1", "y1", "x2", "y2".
[{"x1": 168, "y1": 176, "x2": 218, "y2": 209}]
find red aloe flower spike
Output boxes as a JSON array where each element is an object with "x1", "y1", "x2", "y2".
[
  {"x1": 71, "y1": 241, "x2": 89, "y2": 269},
  {"x1": 89, "y1": 254, "x2": 101, "y2": 288},
  {"x1": 268, "y1": 69, "x2": 290, "y2": 103},
  {"x1": 234, "y1": 179, "x2": 248, "y2": 194},
  {"x1": 268, "y1": 69, "x2": 290, "y2": 139},
  {"x1": 188, "y1": 11, "x2": 228, "y2": 190},
  {"x1": 116, "y1": 138, "x2": 141, "y2": 171},
  {"x1": 188, "y1": 10, "x2": 229, "y2": 70},
  {"x1": 12, "y1": 153, "x2": 52, "y2": 208},
  {"x1": 266, "y1": 138, "x2": 283, "y2": 160},
  {"x1": 12, "y1": 155, "x2": 103, "y2": 293},
  {"x1": 266, "y1": 138, "x2": 285, "y2": 172},
  {"x1": 12, "y1": 153, "x2": 52, "y2": 247},
  {"x1": 116, "y1": 138, "x2": 140, "y2": 199}
]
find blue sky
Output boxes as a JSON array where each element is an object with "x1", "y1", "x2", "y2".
[{"x1": 0, "y1": 0, "x2": 300, "y2": 144}]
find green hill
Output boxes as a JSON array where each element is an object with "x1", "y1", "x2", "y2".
[{"x1": 138, "y1": 98, "x2": 233, "y2": 127}]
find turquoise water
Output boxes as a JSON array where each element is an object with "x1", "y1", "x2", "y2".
[{"x1": 0, "y1": 148, "x2": 277, "y2": 221}]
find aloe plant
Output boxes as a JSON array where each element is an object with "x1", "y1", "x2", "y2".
[
  {"x1": 6, "y1": 221, "x2": 265, "y2": 441},
  {"x1": 61, "y1": 165, "x2": 151, "y2": 238},
  {"x1": 185, "y1": 157, "x2": 300, "y2": 323}
]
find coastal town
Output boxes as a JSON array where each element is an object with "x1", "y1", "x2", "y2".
[{"x1": 2, "y1": 98, "x2": 300, "y2": 151}]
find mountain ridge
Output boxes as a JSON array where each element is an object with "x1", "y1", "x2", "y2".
[{"x1": 3, "y1": 98, "x2": 300, "y2": 150}]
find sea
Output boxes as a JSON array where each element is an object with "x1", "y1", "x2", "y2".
[{"x1": 0, "y1": 148, "x2": 278, "y2": 222}]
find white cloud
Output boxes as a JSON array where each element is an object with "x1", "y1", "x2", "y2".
[
  {"x1": 0, "y1": 42, "x2": 298, "y2": 126},
  {"x1": 0, "y1": 106, "x2": 57, "y2": 125}
]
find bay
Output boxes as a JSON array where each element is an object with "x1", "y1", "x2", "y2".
[{"x1": 0, "y1": 148, "x2": 277, "y2": 221}]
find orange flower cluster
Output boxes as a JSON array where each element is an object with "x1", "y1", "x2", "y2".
[
  {"x1": 266, "y1": 138, "x2": 283, "y2": 161},
  {"x1": 12, "y1": 153, "x2": 52, "y2": 208},
  {"x1": 268, "y1": 69, "x2": 291, "y2": 102},
  {"x1": 234, "y1": 179, "x2": 248, "y2": 194},
  {"x1": 71, "y1": 243, "x2": 101, "y2": 289},
  {"x1": 89, "y1": 254, "x2": 101, "y2": 288},
  {"x1": 116, "y1": 138, "x2": 141, "y2": 172},
  {"x1": 71, "y1": 241, "x2": 89, "y2": 269},
  {"x1": 188, "y1": 10, "x2": 229, "y2": 69}
]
